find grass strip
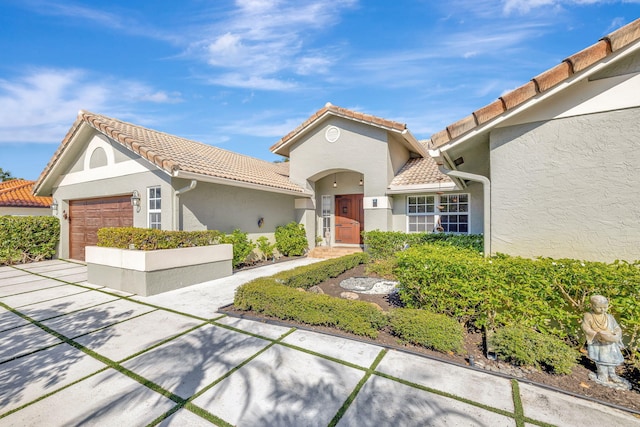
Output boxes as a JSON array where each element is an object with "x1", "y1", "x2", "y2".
[{"x1": 328, "y1": 349, "x2": 387, "y2": 427}]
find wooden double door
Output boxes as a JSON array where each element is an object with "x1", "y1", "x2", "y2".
[{"x1": 334, "y1": 194, "x2": 364, "y2": 244}]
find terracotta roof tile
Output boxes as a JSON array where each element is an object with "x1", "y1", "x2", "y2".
[
  {"x1": 390, "y1": 157, "x2": 453, "y2": 187},
  {"x1": 37, "y1": 112, "x2": 305, "y2": 194},
  {"x1": 473, "y1": 99, "x2": 506, "y2": 126},
  {"x1": 429, "y1": 18, "x2": 640, "y2": 149},
  {"x1": 500, "y1": 81, "x2": 539, "y2": 110},
  {"x1": 565, "y1": 40, "x2": 610, "y2": 73},
  {"x1": 270, "y1": 103, "x2": 407, "y2": 154},
  {"x1": 0, "y1": 179, "x2": 52, "y2": 208},
  {"x1": 532, "y1": 61, "x2": 572, "y2": 92},
  {"x1": 447, "y1": 115, "x2": 477, "y2": 140},
  {"x1": 605, "y1": 18, "x2": 640, "y2": 52}
]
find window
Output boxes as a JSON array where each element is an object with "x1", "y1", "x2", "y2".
[
  {"x1": 407, "y1": 194, "x2": 469, "y2": 234},
  {"x1": 321, "y1": 195, "x2": 332, "y2": 241},
  {"x1": 148, "y1": 186, "x2": 161, "y2": 229}
]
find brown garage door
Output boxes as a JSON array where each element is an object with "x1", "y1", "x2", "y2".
[{"x1": 69, "y1": 195, "x2": 133, "y2": 261}]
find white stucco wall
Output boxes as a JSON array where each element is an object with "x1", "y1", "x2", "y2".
[{"x1": 490, "y1": 107, "x2": 640, "y2": 262}]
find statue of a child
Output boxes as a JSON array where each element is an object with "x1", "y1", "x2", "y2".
[{"x1": 581, "y1": 295, "x2": 631, "y2": 389}]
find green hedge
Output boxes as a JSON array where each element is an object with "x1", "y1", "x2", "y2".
[
  {"x1": 0, "y1": 216, "x2": 60, "y2": 265},
  {"x1": 491, "y1": 326, "x2": 579, "y2": 375},
  {"x1": 389, "y1": 308, "x2": 465, "y2": 354},
  {"x1": 394, "y1": 244, "x2": 640, "y2": 362},
  {"x1": 362, "y1": 230, "x2": 483, "y2": 259},
  {"x1": 271, "y1": 252, "x2": 369, "y2": 289},
  {"x1": 97, "y1": 227, "x2": 224, "y2": 250},
  {"x1": 234, "y1": 277, "x2": 387, "y2": 338}
]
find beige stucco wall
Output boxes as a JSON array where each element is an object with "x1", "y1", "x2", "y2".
[
  {"x1": 177, "y1": 179, "x2": 298, "y2": 238},
  {"x1": 0, "y1": 207, "x2": 51, "y2": 216},
  {"x1": 490, "y1": 107, "x2": 640, "y2": 262}
]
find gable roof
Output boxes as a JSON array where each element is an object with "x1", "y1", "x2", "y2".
[
  {"x1": 428, "y1": 18, "x2": 640, "y2": 150},
  {"x1": 34, "y1": 111, "x2": 307, "y2": 196},
  {"x1": 0, "y1": 179, "x2": 52, "y2": 208},
  {"x1": 388, "y1": 157, "x2": 454, "y2": 193},
  {"x1": 270, "y1": 102, "x2": 426, "y2": 157}
]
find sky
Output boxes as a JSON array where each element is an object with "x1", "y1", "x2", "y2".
[{"x1": 0, "y1": 0, "x2": 638, "y2": 181}]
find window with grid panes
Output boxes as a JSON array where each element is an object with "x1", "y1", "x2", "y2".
[{"x1": 148, "y1": 186, "x2": 161, "y2": 229}]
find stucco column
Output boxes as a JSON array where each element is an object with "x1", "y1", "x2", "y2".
[{"x1": 295, "y1": 198, "x2": 316, "y2": 249}]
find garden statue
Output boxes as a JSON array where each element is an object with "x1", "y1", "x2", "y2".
[{"x1": 581, "y1": 295, "x2": 631, "y2": 390}]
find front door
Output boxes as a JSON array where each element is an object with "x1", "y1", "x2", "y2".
[{"x1": 335, "y1": 194, "x2": 364, "y2": 244}]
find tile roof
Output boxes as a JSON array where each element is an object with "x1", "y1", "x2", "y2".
[
  {"x1": 389, "y1": 157, "x2": 453, "y2": 187},
  {"x1": 429, "y1": 18, "x2": 640, "y2": 149},
  {"x1": 36, "y1": 111, "x2": 305, "y2": 194},
  {"x1": 270, "y1": 102, "x2": 408, "y2": 155},
  {"x1": 0, "y1": 179, "x2": 52, "y2": 208}
]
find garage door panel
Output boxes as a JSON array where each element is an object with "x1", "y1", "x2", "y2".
[{"x1": 69, "y1": 196, "x2": 133, "y2": 261}]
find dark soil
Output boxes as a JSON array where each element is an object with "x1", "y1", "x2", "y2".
[{"x1": 222, "y1": 263, "x2": 640, "y2": 415}]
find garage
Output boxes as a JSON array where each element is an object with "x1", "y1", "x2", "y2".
[{"x1": 69, "y1": 195, "x2": 133, "y2": 261}]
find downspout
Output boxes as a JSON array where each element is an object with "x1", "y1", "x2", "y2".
[
  {"x1": 173, "y1": 180, "x2": 197, "y2": 231},
  {"x1": 437, "y1": 162, "x2": 491, "y2": 258}
]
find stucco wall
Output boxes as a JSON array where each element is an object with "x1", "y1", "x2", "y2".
[
  {"x1": 0, "y1": 207, "x2": 51, "y2": 216},
  {"x1": 178, "y1": 179, "x2": 298, "y2": 237},
  {"x1": 490, "y1": 107, "x2": 640, "y2": 262}
]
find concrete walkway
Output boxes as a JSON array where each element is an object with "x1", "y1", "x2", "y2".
[{"x1": 0, "y1": 259, "x2": 638, "y2": 426}]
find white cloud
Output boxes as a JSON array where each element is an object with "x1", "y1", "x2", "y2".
[
  {"x1": 191, "y1": 0, "x2": 357, "y2": 90},
  {"x1": 0, "y1": 68, "x2": 181, "y2": 143}
]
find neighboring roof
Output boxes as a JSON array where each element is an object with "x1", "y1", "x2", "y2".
[
  {"x1": 35, "y1": 111, "x2": 306, "y2": 195},
  {"x1": 428, "y1": 18, "x2": 640, "y2": 150},
  {"x1": 390, "y1": 157, "x2": 453, "y2": 187},
  {"x1": 0, "y1": 179, "x2": 52, "y2": 208},
  {"x1": 270, "y1": 102, "x2": 425, "y2": 157}
]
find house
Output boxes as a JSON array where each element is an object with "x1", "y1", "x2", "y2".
[
  {"x1": 0, "y1": 179, "x2": 52, "y2": 216},
  {"x1": 33, "y1": 106, "x2": 473, "y2": 261},
  {"x1": 428, "y1": 18, "x2": 640, "y2": 262}
]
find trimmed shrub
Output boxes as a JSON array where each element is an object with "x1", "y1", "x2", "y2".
[
  {"x1": 0, "y1": 216, "x2": 60, "y2": 265},
  {"x1": 491, "y1": 326, "x2": 579, "y2": 375},
  {"x1": 275, "y1": 222, "x2": 308, "y2": 256},
  {"x1": 234, "y1": 277, "x2": 387, "y2": 338},
  {"x1": 271, "y1": 252, "x2": 369, "y2": 289},
  {"x1": 222, "y1": 229, "x2": 255, "y2": 268},
  {"x1": 97, "y1": 227, "x2": 223, "y2": 250},
  {"x1": 256, "y1": 236, "x2": 276, "y2": 261},
  {"x1": 362, "y1": 230, "x2": 483, "y2": 259},
  {"x1": 389, "y1": 308, "x2": 465, "y2": 354}
]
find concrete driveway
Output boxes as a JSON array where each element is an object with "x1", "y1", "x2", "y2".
[{"x1": 1, "y1": 259, "x2": 638, "y2": 426}]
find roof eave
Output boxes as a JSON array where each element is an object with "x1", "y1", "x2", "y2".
[
  {"x1": 173, "y1": 170, "x2": 312, "y2": 197},
  {"x1": 431, "y1": 38, "x2": 640, "y2": 154},
  {"x1": 386, "y1": 181, "x2": 458, "y2": 195}
]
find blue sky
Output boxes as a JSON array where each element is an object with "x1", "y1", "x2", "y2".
[{"x1": 0, "y1": 0, "x2": 638, "y2": 181}]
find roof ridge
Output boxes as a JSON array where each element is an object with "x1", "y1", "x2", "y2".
[
  {"x1": 270, "y1": 102, "x2": 407, "y2": 154},
  {"x1": 429, "y1": 17, "x2": 640, "y2": 149}
]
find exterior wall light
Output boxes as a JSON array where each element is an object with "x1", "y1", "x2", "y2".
[
  {"x1": 359, "y1": 176, "x2": 364, "y2": 186},
  {"x1": 333, "y1": 174, "x2": 337, "y2": 188},
  {"x1": 131, "y1": 190, "x2": 141, "y2": 212},
  {"x1": 50, "y1": 199, "x2": 58, "y2": 215}
]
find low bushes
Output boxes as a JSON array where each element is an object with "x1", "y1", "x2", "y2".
[
  {"x1": 222, "y1": 229, "x2": 255, "y2": 268},
  {"x1": 271, "y1": 252, "x2": 368, "y2": 289},
  {"x1": 362, "y1": 230, "x2": 483, "y2": 259},
  {"x1": 0, "y1": 216, "x2": 60, "y2": 265},
  {"x1": 389, "y1": 308, "x2": 465, "y2": 354},
  {"x1": 235, "y1": 278, "x2": 388, "y2": 338},
  {"x1": 491, "y1": 326, "x2": 579, "y2": 375},
  {"x1": 394, "y1": 243, "x2": 640, "y2": 362}
]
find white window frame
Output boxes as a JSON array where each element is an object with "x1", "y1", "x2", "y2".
[
  {"x1": 406, "y1": 193, "x2": 470, "y2": 234},
  {"x1": 321, "y1": 195, "x2": 332, "y2": 244},
  {"x1": 148, "y1": 186, "x2": 161, "y2": 229}
]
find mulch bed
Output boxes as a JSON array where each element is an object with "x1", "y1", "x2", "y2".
[{"x1": 223, "y1": 262, "x2": 640, "y2": 414}]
